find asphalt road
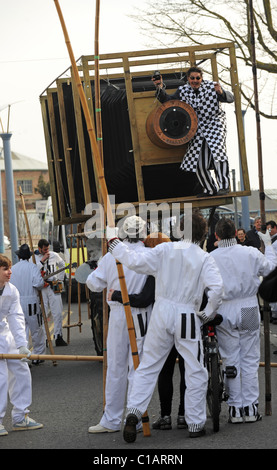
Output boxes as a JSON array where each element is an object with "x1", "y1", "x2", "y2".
[{"x1": 1, "y1": 300, "x2": 277, "y2": 453}]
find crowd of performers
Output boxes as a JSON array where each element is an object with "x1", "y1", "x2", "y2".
[{"x1": 1, "y1": 212, "x2": 277, "y2": 441}]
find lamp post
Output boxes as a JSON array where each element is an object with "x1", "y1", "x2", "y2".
[
  {"x1": 0, "y1": 149, "x2": 4, "y2": 253},
  {"x1": 0, "y1": 133, "x2": 18, "y2": 264}
]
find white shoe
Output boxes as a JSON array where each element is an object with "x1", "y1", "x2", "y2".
[
  {"x1": 228, "y1": 406, "x2": 244, "y2": 424},
  {"x1": 88, "y1": 423, "x2": 119, "y2": 433},
  {"x1": 12, "y1": 415, "x2": 43, "y2": 431},
  {"x1": 0, "y1": 425, "x2": 8, "y2": 436},
  {"x1": 244, "y1": 405, "x2": 262, "y2": 423}
]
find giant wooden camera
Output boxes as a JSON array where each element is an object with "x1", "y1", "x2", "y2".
[{"x1": 40, "y1": 43, "x2": 250, "y2": 225}]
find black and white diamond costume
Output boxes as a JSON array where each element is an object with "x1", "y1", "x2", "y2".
[{"x1": 157, "y1": 80, "x2": 234, "y2": 194}]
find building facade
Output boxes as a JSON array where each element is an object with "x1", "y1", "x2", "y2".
[{"x1": 0, "y1": 148, "x2": 49, "y2": 243}]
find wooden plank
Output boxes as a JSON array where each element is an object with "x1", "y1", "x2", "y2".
[
  {"x1": 39, "y1": 96, "x2": 60, "y2": 224},
  {"x1": 122, "y1": 55, "x2": 145, "y2": 202},
  {"x1": 56, "y1": 79, "x2": 77, "y2": 215},
  {"x1": 84, "y1": 42, "x2": 234, "y2": 62},
  {"x1": 46, "y1": 90, "x2": 66, "y2": 222},
  {"x1": 81, "y1": 56, "x2": 103, "y2": 207},
  {"x1": 229, "y1": 43, "x2": 250, "y2": 191},
  {"x1": 71, "y1": 68, "x2": 92, "y2": 207},
  {"x1": 133, "y1": 94, "x2": 185, "y2": 166}
]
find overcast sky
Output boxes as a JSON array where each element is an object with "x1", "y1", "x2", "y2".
[{"x1": 0, "y1": 0, "x2": 276, "y2": 191}]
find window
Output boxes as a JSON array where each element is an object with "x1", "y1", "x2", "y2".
[{"x1": 17, "y1": 180, "x2": 33, "y2": 194}]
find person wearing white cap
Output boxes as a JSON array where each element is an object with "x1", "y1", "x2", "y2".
[{"x1": 86, "y1": 215, "x2": 153, "y2": 433}]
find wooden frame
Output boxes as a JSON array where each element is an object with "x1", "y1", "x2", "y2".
[{"x1": 40, "y1": 43, "x2": 250, "y2": 225}]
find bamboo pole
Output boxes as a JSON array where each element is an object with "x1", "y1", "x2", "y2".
[
  {"x1": 249, "y1": 0, "x2": 271, "y2": 416},
  {"x1": 53, "y1": 0, "x2": 151, "y2": 436},
  {"x1": 77, "y1": 224, "x2": 82, "y2": 333},
  {"x1": 94, "y1": 0, "x2": 108, "y2": 412},
  {"x1": 0, "y1": 353, "x2": 102, "y2": 362},
  {"x1": 66, "y1": 224, "x2": 73, "y2": 343},
  {"x1": 19, "y1": 187, "x2": 56, "y2": 366}
]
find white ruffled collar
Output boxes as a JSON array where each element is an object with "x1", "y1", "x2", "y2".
[{"x1": 218, "y1": 238, "x2": 237, "y2": 248}]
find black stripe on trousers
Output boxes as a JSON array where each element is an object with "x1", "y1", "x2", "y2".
[
  {"x1": 196, "y1": 141, "x2": 229, "y2": 192},
  {"x1": 28, "y1": 304, "x2": 37, "y2": 316},
  {"x1": 137, "y1": 312, "x2": 148, "y2": 337},
  {"x1": 181, "y1": 313, "x2": 196, "y2": 340},
  {"x1": 196, "y1": 142, "x2": 217, "y2": 194}
]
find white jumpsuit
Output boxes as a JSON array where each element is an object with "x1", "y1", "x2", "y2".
[
  {"x1": 10, "y1": 259, "x2": 45, "y2": 354},
  {"x1": 269, "y1": 238, "x2": 277, "y2": 320},
  {"x1": 0, "y1": 282, "x2": 32, "y2": 425},
  {"x1": 111, "y1": 240, "x2": 224, "y2": 432},
  {"x1": 86, "y1": 240, "x2": 152, "y2": 431},
  {"x1": 35, "y1": 251, "x2": 65, "y2": 339},
  {"x1": 211, "y1": 240, "x2": 277, "y2": 418}
]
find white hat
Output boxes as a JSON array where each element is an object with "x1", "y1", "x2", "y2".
[{"x1": 122, "y1": 215, "x2": 146, "y2": 237}]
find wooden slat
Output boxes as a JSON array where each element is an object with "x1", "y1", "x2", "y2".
[
  {"x1": 56, "y1": 79, "x2": 76, "y2": 215},
  {"x1": 122, "y1": 55, "x2": 145, "y2": 202},
  {"x1": 39, "y1": 96, "x2": 60, "y2": 224},
  {"x1": 229, "y1": 43, "x2": 250, "y2": 191},
  {"x1": 70, "y1": 68, "x2": 92, "y2": 207},
  {"x1": 46, "y1": 90, "x2": 66, "y2": 221}
]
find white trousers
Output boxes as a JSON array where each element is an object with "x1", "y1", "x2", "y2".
[
  {"x1": 217, "y1": 296, "x2": 260, "y2": 411},
  {"x1": 0, "y1": 331, "x2": 32, "y2": 425},
  {"x1": 126, "y1": 298, "x2": 208, "y2": 432},
  {"x1": 41, "y1": 287, "x2": 63, "y2": 338},
  {"x1": 21, "y1": 299, "x2": 46, "y2": 355},
  {"x1": 100, "y1": 306, "x2": 150, "y2": 431}
]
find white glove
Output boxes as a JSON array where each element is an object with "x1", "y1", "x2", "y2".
[
  {"x1": 106, "y1": 226, "x2": 119, "y2": 242},
  {"x1": 196, "y1": 311, "x2": 215, "y2": 324},
  {"x1": 19, "y1": 346, "x2": 31, "y2": 362},
  {"x1": 258, "y1": 230, "x2": 271, "y2": 247}
]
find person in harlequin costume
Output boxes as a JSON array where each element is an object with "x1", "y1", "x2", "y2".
[{"x1": 153, "y1": 66, "x2": 234, "y2": 198}]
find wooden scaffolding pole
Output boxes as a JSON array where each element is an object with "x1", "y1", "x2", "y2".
[
  {"x1": 93, "y1": 0, "x2": 108, "y2": 412},
  {"x1": 249, "y1": 0, "x2": 271, "y2": 416},
  {"x1": 19, "y1": 187, "x2": 56, "y2": 365}
]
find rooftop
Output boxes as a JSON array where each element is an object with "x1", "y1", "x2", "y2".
[{"x1": 0, "y1": 148, "x2": 48, "y2": 171}]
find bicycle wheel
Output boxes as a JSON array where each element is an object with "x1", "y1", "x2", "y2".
[{"x1": 206, "y1": 354, "x2": 221, "y2": 432}]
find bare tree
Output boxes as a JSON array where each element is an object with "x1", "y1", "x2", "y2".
[{"x1": 132, "y1": 0, "x2": 277, "y2": 119}]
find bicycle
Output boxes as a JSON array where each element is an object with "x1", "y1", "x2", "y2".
[{"x1": 202, "y1": 314, "x2": 228, "y2": 432}]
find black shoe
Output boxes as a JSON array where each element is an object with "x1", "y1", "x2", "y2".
[
  {"x1": 152, "y1": 415, "x2": 172, "y2": 430},
  {"x1": 273, "y1": 350, "x2": 277, "y2": 355},
  {"x1": 32, "y1": 360, "x2": 45, "y2": 365},
  {"x1": 197, "y1": 191, "x2": 216, "y2": 198},
  {"x1": 123, "y1": 414, "x2": 138, "y2": 443},
  {"x1": 196, "y1": 190, "x2": 217, "y2": 197},
  {"x1": 189, "y1": 428, "x2": 206, "y2": 438},
  {"x1": 177, "y1": 415, "x2": 188, "y2": 429},
  {"x1": 217, "y1": 188, "x2": 230, "y2": 196},
  {"x1": 55, "y1": 335, "x2": 68, "y2": 347}
]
